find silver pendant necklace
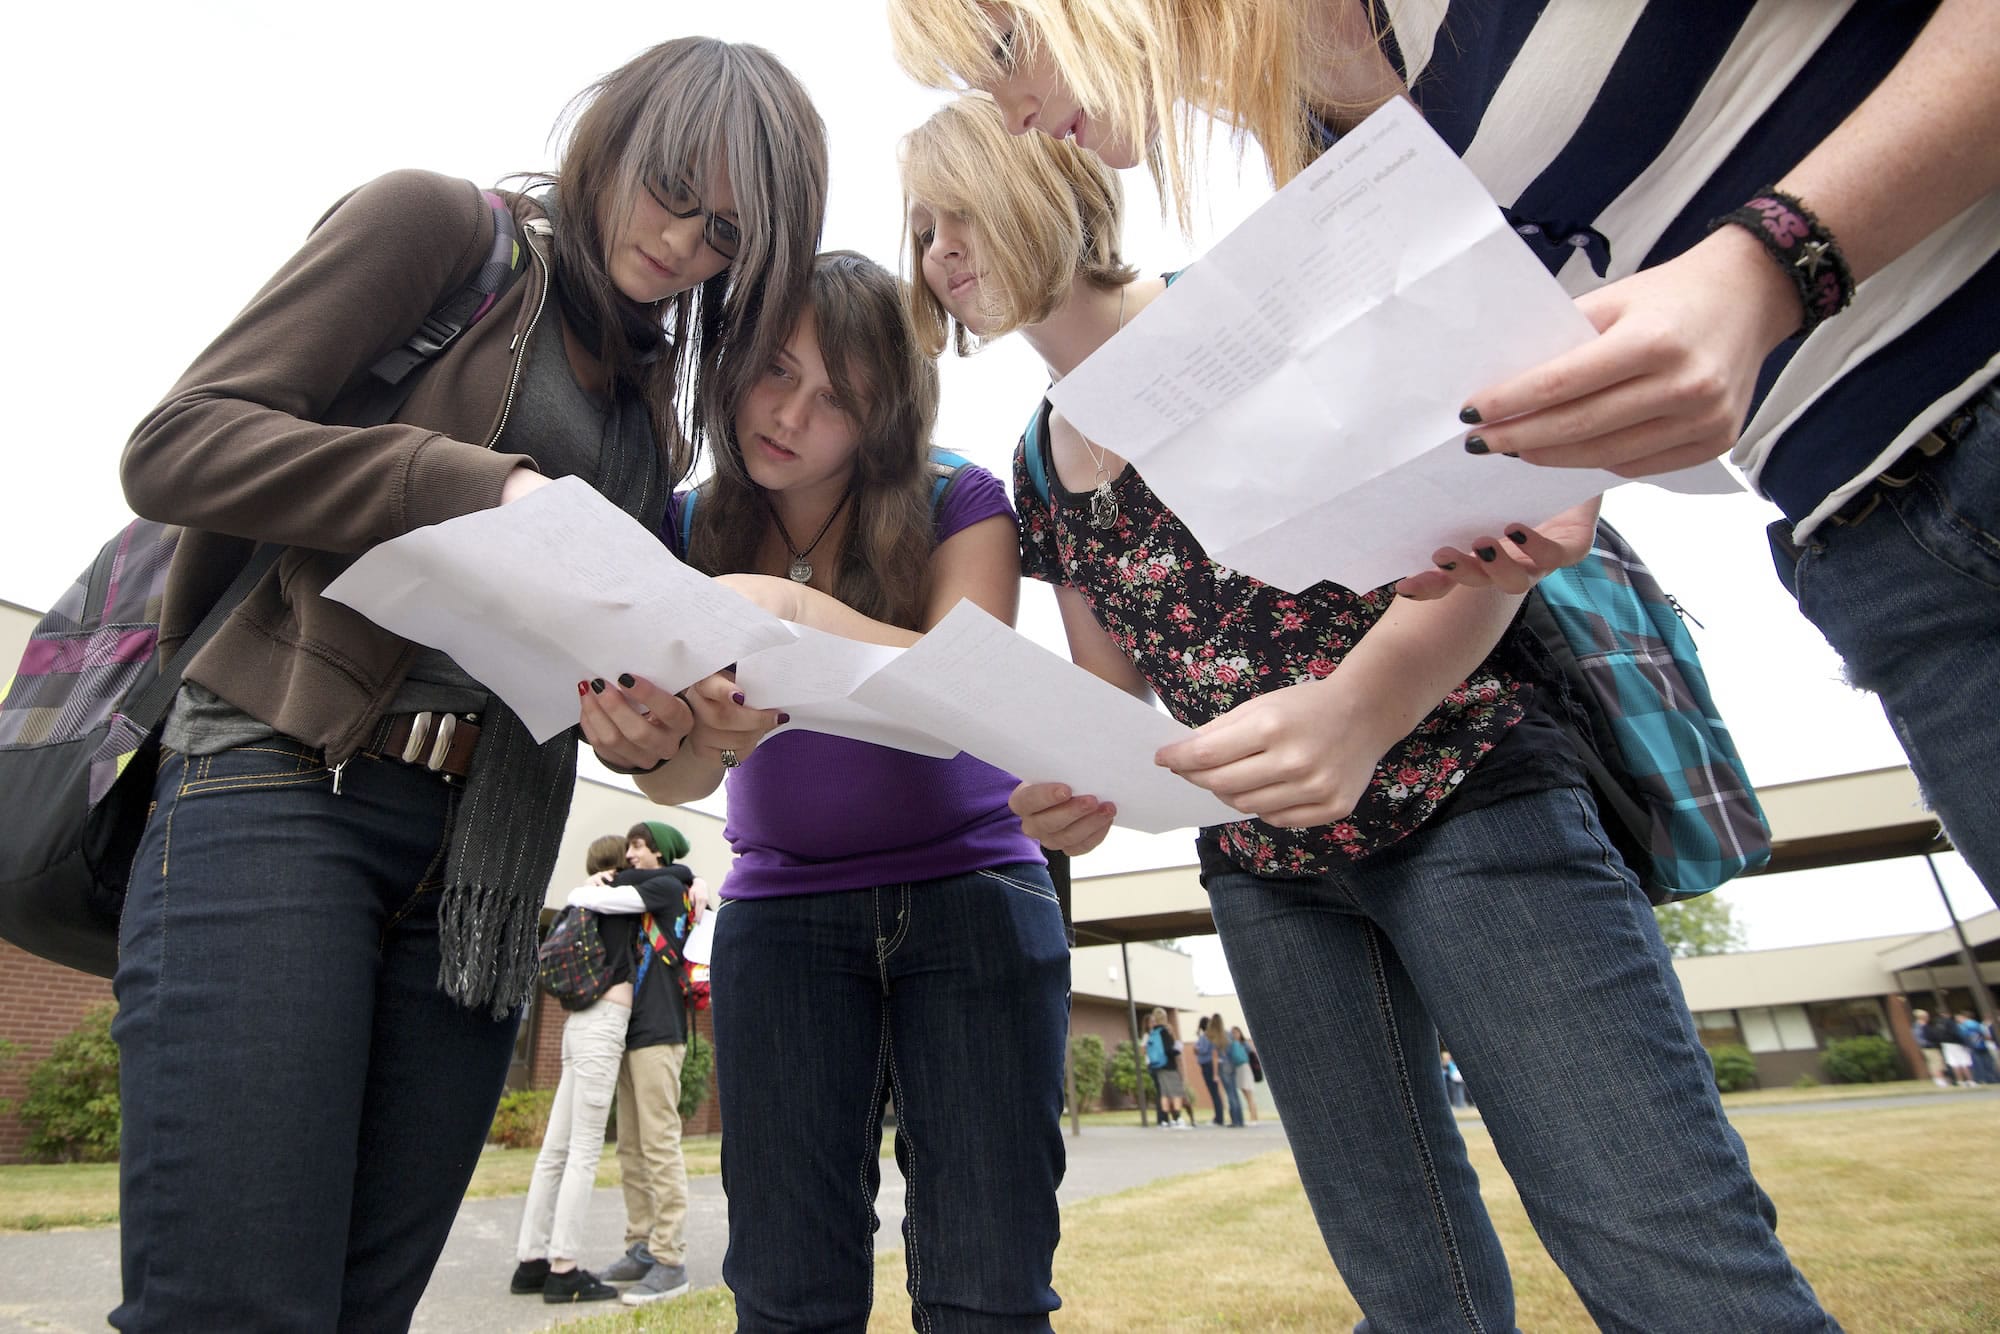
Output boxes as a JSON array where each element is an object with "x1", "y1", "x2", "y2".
[
  {"x1": 767, "y1": 489, "x2": 851, "y2": 584},
  {"x1": 1080, "y1": 286, "x2": 1128, "y2": 531}
]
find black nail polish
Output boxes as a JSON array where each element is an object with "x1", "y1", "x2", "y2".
[
  {"x1": 589, "y1": 678, "x2": 605, "y2": 694},
  {"x1": 1464, "y1": 435, "x2": 1489, "y2": 456},
  {"x1": 1459, "y1": 405, "x2": 1483, "y2": 425},
  {"x1": 1438, "y1": 561, "x2": 1457, "y2": 572},
  {"x1": 1502, "y1": 452, "x2": 1519, "y2": 459},
  {"x1": 1476, "y1": 546, "x2": 1497, "y2": 563},
  {"x1": 1506, "y1": 529, "x2": 1528, "y2": 546},
  {"x1": 618, "y1": 673, "x2": 636, "y2": 689}
]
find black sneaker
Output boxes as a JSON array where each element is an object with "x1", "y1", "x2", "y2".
[
  {"x1": 542, "y1": 1267, "x2": 619, "y2": 1304},
  {"x1": 510, "y1": 1259, "x2": 550, "y2": 1294}
]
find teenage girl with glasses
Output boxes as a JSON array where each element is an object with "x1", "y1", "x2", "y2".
[{"x1": 113, "y1": 38, "x2": 826, "y2": 1331}]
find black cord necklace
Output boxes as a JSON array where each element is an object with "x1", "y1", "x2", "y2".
[{"x1": 766, "y1": 488, "x2": 852, "y2": 583}]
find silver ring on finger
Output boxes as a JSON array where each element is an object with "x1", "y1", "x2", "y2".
[{"x1": 719, "y1": 748, "x2": 739, "y2": 770}]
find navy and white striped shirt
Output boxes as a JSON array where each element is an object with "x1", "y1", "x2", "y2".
[{"x1": 1364, "y1": 0, "x2": 1998, "y2": 536}]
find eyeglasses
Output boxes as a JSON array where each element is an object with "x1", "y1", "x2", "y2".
[{"x1": 646, "y1": 177, "x2": 742, "y2": 261}]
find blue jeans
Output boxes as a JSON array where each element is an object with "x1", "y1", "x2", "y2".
[
  {"x1": 1215, "y1": 1062, "x2": 1245, "y2": 1125},
  {"x1": 1198, "y1": 1060, "x2": 1226, "y2": 1123},
  {"x1": 1773, "y1": 379, "x2": 2000, "y2": 904},
  {"x1": 1205, "y1": 783, "x2": 1836, "y2": 1333},
  {"x1": 711, "y1": 865, "x2": 1069, "y2": 1332},
  {"x1": 112, "y1": 741, "x2": 522, "y2": 1332}
]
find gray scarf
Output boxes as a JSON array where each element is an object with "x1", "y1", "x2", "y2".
[{"x1": 436, "y1": 251, "x2": 666, "y2": 1017}]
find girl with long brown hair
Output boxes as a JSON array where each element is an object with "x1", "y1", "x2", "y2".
[
  {"x1": 583, "y1": 251, "x2": 1068, "y2": 1329},
  {"x1": 112, "y1": 37, "x2": 825, "y2": 1329}
]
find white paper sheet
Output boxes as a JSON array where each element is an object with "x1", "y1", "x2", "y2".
[
  {"x1": 734, "y1": 623, "x2": 960, "y2": 759},
  {"x1": 1048, "y1": 97, "x2": 1738, "y2": 594},
  {"x1": 849, "y1": 601, "x2": 1240, "y2": 835},
  {"x1": 681, "y1": 909, "x2": 716, "y2": 966},
  {"x1": 324, "y1": 476, "x2": 794, "y2": 742}
]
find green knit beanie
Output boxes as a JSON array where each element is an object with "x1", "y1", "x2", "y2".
[{"x1": 641, "y1": 820, "x2": 690, "y2": 862}]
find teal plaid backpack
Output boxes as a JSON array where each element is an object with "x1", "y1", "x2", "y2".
[
  {"x1": 1018, "y1": 407, "x2": 1769, "y2": 904},
  {"x1": 0, "y1": 188, "x2": 525, "y2": 976},
  {"x1": 1521, "y1": 521, "x2": 1770, "y2": 902}
]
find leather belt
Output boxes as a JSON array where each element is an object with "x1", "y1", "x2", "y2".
[
  {"x1": 361, "y1": 710, "x2": 481, "y2": 783},
  {"x1": 1825, "y1": 422, "x2": 1957, "y2": 529}
]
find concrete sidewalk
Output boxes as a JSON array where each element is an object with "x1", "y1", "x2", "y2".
[{"x1": 0, "y1": 1121, "x2": 1288, "y2": 1334}]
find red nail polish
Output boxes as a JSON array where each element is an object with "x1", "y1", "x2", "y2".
[{"x1": 577, "y1": 681, "x2": 589, "y2": 696}]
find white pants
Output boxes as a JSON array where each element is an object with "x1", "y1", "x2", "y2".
[{"x1": 516, "y1": 999, "x2": 631, "y2": 1263}]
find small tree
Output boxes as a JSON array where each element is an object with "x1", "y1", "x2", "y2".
[
  {"x1": 18, "y1": 1004, "x2": 121, "y2": 1163},
  {"x1": 1068, "y1": 1034, "x2": 1107, "y2": 1112},
  {"x1": 1653, "y1": 895, "x2": 1747, "y2": 958},
  {"x1": 1107, "y1": 1039, "x2": 1142, "y2": 1105},
  {"x1": 488, "y1": 1089, "x2": 556, "y2": 1149},
  {"x1": 678, "y1": 1031, "x2": 715, "y2": 1124},
  {"x1": 1823, "y1": 1035, "x2": 1899, "y2": 1084},
  {"x1": 1708, "y1": 1043, "x2": 1758, "y2": 1093}
]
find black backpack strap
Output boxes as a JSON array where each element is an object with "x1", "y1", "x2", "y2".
[{"x1": 368, "y1": 190, "x2": 524, "y2": 386}]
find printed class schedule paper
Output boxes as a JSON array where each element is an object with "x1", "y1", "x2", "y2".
[
  {"x1": 849, "y1": 600, "x2": 1240, "y2": 835},
  {"x1": 734, "y1": 623, "x2": 960, "y2": 759},
  {"x1": 325, "y1": 476, "x2": 793, "y2": 742},
  {"x1": 1048, "y1": 97, "x2": 1737, "y2": 594}
]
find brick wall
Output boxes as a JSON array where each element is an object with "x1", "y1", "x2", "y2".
[{"x1": 0, "y1": 943, "x2": 117, "y2": 1163}]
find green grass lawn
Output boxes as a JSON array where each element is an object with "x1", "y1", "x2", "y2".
[{"x1": 565, "y1": 1096, "x2": 2000, "y2": 1334}]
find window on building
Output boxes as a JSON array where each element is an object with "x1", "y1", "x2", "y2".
[
  {"x1": 1694, "y1": 1010, "x2": 1743, "y2": 1048},
  {"x1": 1806, "y1": 998, "x2": 1886, "y2": 1042},
  {"x1": 1738, "y1": 1004, "x2": 1817, "y2": 1053}
]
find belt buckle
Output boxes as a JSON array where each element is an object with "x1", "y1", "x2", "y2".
[{"x1": 400, "y1": 711, "x2": 435, "y2": 765}]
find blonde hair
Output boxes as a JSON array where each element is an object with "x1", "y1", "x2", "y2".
[
  {"x1": 900, "y1": 95, "x2": 1136, "y2": 357},
  {"x1": 585, "y1": 835, "x2": 628, "y2": 876},
  {"x1": 888, "y1": 0, "x2": 1326, "y2": 231}
]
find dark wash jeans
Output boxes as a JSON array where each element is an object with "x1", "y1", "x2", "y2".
[
  {"x1": 712, "y1": 864, "x2": 1070, "y2": 1332},
  {"x1": 1773, "y1": 379, "x2": 2000, "y2": 905},
  {"x1": 1206, "y1": 782, "x2": 1838, "y2": 1334},
  {"x1": 111, "y1": 740, "x2": 521, "y2": 1333}
]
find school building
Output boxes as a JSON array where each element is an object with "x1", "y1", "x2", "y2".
[{"x1": 0, "y1": 596, "x2": 1987, "y2": 1160}]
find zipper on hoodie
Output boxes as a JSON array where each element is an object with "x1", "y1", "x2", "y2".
[{"x1": 487, "y1": 216, "x2": 554, "y2": 449}]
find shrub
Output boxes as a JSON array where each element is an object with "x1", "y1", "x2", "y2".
[
  {"x1": 17, "y1": 1004, "x2": 121, "y2": 1163},
  {"x1": 1068, "y1": 1034, "x2": 1107, "y2": 1112},
  {"x1": 678, "y1": 1032, "x2": 714, "y2": 1124},
  {"x1": 1708, "y1": 1043, "x2": 1758, "y2": 1093},
  {"x1": 488, "y1": 1089, "x2": 555, "y2": 1149},
  {"x1": 1793, "y1": 1072, "x2": 1820, "y2": 1090},
  {"x1": 1107, "y1": 1039, "x2": 1142, "y2": 1104},
  {"x1": 1823, "y1": 1035, "x2": 1900, "y2": 1085}
]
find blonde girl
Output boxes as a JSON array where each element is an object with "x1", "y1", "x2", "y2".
[{"x1": 899, "y1": 92, "x2": 1835, "y2": 1331}]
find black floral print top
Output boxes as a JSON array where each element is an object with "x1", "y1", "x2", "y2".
[{"x1": 1015, "y1": 400, "x2": 1536, "y2": 877}]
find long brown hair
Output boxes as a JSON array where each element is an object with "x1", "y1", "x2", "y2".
[
  {"x1": 688, "y1": 252, "x2": 942, "y2": 631},
  {"x1": 531, "y1": 37, "x2": 828, "y2": 484}
]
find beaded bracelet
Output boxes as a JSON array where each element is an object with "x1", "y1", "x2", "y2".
[{"x1": 1710, "y1": 188, "x2": 1854, "y2": 336}]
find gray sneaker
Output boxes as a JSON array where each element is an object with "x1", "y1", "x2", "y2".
[
  {"x1": 600, "y1": 1242, "x2": 654, "y2": 1283},
  {"x1": 620, "y1": 1260, "x2": 690, "y2": 1306}
]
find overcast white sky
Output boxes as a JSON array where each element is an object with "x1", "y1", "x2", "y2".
[{"x1": 3, "y1": 3, "x2": 1988, "y2": 990}]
